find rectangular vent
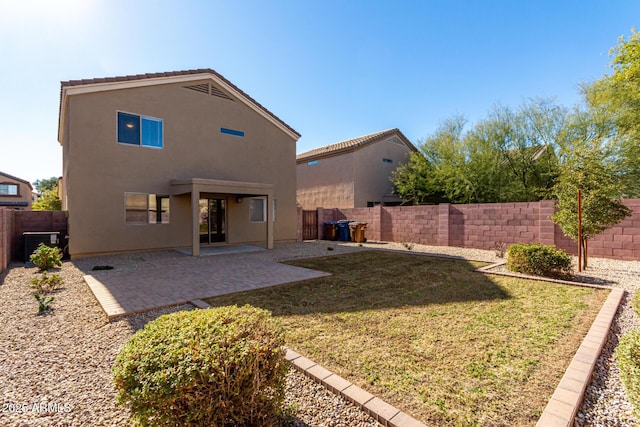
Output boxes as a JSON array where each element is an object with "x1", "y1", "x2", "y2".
[
  {"x1": 183, "y1": 83, "x2": 234, "y2": 101},
  {"x1": 220, "y1": 127, "x2": 244, "y2": 137}
]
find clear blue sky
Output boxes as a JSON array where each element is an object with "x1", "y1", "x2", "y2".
[{"x1": 1, "y1": 0, "x2": 638, "y2": 185}]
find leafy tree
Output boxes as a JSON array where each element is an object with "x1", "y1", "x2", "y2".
[
  {"x1": 32, "y1": 176, "x2": 61, "y2": 211},
  {"x1": 392, "y1": 99, "x2": 566, "y2": 204},
  {"x1": 32, "y1": 187, "x2": 61, "y2": 211},
  {"x1": 552, "y1": 146, "x2": 631, "y2": 269},
  {"x1": 586, "y1": 29, "x2": 640, "y2": 196},
  {"x1": 33, "y1": 177, "x2": 58, "y2": 194}
]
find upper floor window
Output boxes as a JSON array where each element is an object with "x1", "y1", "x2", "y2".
[
  {"x1": 307, "y1": 160, "x2": 318, "y2": 166},
  {"x1": 117, "y1": 112, "x2": 163, "y2": 148},
  {"x1": 382, "y1": 158, "x2": 393, "y2": 164},
  {"x1": 0, "y1": 184, "x2": 18, "y2": 195}
]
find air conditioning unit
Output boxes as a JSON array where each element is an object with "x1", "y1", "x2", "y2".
[{"x1": 23, "y1": 232, "x2": 60, "y2": 262}]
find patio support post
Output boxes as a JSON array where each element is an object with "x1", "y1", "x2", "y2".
[
  {"x1": 191, "y1": 190, "x2": 200, "y2": 256},
  {"x1": 266, "y1": 194, "x2": 274, "y2": 249}
]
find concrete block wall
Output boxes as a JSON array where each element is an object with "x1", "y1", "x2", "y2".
[
  {"x1": 0, "y1": 208, "x2": 14, "y2": 272},
  {"x1": 449, "y1": 202, "x2": 544, "y2": 250},
  {"x1": 380, "y1": 205, "x2": 439, "y2": 244},
  {"x1": 556, "y1": 198, "x2": 640, "y2": 260},
  {"x1": 313, "y1": 199, "x2": 640, "y2": 261}
]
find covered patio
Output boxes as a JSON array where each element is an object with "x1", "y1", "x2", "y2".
[{"x1": 170, "y1": 178, "x2": 274, "y2": 256}]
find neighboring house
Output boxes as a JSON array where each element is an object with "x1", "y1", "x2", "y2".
[
  {"x1": 58, "y1": 69, "x2": 300, "y2": 258},
  {"x1": 296, "y1": 129, "x2": 417, "y2": 209},
  {"x1": 0, "y1": 171, "x2": 33, "y2": 210}
]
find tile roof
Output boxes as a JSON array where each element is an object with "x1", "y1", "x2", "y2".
[
  {"x1": 60, "y1": 68, "x2": 300, "y2": 138},
  {"x1": 296, "y1": 128, "x2": 417, "y2": 162},
  {"x1": 0, "y1": 171, "x2": 33, "y2": 190}
]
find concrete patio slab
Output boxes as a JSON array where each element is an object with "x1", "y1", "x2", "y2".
[{"x1": 82, "y1": 249, "x2": 330, "y2": 319}]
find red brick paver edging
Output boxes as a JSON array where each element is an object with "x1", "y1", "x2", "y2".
[
  {"x1": 188, "y1": 299, "x2": 428, "y2": 427},
  {"x1": 475, "y1": 262, "x2": 625, "y2": 427},
  {"x1": 535, "y1": 288, "x2": 625, "y2": 426}
]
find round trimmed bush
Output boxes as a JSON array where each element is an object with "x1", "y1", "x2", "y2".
[
  {"x1": 112, "y1": 305, "x2": 289, "y2": 426},
  {"x1": 506, "y1": 242, "x2": 572, "y2": 278},
  {"x1": 616, "y1": 327, "x2": 640, "y2": 418}
]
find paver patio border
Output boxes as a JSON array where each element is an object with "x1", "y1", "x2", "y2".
[{"x1": 476, "y1": 261, "x2": 625, "y2": 427}]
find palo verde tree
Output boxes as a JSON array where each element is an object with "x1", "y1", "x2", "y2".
[{"x1": 392, "y1": 98, "x2": 566, "y2": 204}]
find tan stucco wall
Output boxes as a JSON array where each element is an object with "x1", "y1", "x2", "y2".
[
  {"x1": 62, "y1": 80, "x2": 297, "y2": 257},
  {"x1": 353, "y1": 138, "x2": 413, "y2": 207},
  {"x1": 0, "y1": 175, "x2": 32, "y2": 210},
  {"x1": 296, "y1": 152, "x2": 355, "y2": 209}
]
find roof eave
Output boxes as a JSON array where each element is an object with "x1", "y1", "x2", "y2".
[{"x1": 58, "y1": 71, "x2": 301, "y2": 145}]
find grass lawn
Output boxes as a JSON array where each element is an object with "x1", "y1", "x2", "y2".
[{"x1": 205, "y1": 251, "x2": 609, "y2": 426}]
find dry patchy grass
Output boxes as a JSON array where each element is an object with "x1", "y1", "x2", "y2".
[{"x1": 206, "y1": 251, "x2": 608, "y2": 426}]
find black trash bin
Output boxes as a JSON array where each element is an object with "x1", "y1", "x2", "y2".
[
  {"x1": 337, "y1": 221, "x2": 351, "y2": 241},
  {"x1": 323, "y1": 222, "x2": 338, "y2": 240}
]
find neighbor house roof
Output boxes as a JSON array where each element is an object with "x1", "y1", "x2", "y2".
[
  {"x1": 0, "y1": 201, "x2": 29, "y2": 207},
  {"x1": 0, "y1": 171, "x2": 33, "y2": 190},
  {"x1": 296, "y1": 128, "x2": 417, "y2": 162},
  {"x1": 58, "y1": 68, "x2": 301, "y2": 144}
]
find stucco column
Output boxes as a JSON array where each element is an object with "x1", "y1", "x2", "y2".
[
  {"x1": 438, "y1": 203, "x2": 450, "y2": 246},
  {"x1": 266, "y1": 194, "x2": 274, "y2": 249},
  {"x1": 191, "y1": 191, "x2": 200, "y2": 256}
]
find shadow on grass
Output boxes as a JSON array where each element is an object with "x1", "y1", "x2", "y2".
[{"x1": 206, "y1": 251, "x2": 511, "y2": 315}]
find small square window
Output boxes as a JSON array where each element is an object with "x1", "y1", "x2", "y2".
[
  {"x1": 250, "y1": 197, "x2": 266, "y2": 222},
  {"x1": 382, "y1": 158, "x2": 393, "y2": 163},
  {"x1": 125, "y1": 193, "x2": 170, "y2": 224}
]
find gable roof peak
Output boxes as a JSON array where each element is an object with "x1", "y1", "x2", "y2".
[
  {"x1": 58, "y1": 68, "x2": 300, "y2": 144},
  {"x1": 297, "y1": 128, "x2": 416, "y2": 162}
]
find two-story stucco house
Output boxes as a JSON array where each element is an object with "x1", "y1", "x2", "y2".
[
  {"x1": 296, "y1": 129, "x2": 417, "y2": 209},
  {"x1": 0, "y1": 172, "x2": 33, "y2": 210},
  {"x1": 58, "y1": 69, "x2": 300, "y2": 258}
]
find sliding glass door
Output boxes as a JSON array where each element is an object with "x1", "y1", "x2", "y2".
[{"x1": 199, "y1": 198, "x2": 226, "y2": 244}]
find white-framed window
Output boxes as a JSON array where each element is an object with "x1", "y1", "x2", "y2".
[
  {"x1": 117, "y1": 111, "x2": 163, "y2": 148},
  {"x1": 125, "y1": 193, "x2": 170, "y2": 224},
  {"x1": 249, "y1": 197, "x2": 266, "y2": 222},
  {"x1": 0, "y1": 184, "x2": 18, "y2": 195}
]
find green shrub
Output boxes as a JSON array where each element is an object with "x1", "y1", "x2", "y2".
[
  {"x1": 112, "y1": 305, "x2": 289, "y2": 427},
  {"x1": 30, "y1": 272, "x2": 63, "y2": 293},
  {"x1": 633, "y1": 292, "x2": 640, "y2": 318},
  {"x1": 506, "y1": 242, "x2": 572, "y2": 278},
  {"x1": 29, "y1": 243, "x2": 62, "y2": 271},
  {"x1": 33, "y1": 293, "x2": 54, "y2": 313},
  {"x1": 616, "y1": 328, "x2": 640, "y2": 418}
]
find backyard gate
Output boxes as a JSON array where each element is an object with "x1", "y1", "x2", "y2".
[{"x1": 302, "y1": 210, "x2": 318, "y2": 240}]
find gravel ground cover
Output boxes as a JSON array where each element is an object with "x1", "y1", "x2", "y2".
[{"x1": 0, "y1": 240, "x2": 638, "y2": 426}]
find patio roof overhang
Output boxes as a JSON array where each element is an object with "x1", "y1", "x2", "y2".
[{"x1": 170, "y1": 178, "x2": 274, "y2": 256}]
